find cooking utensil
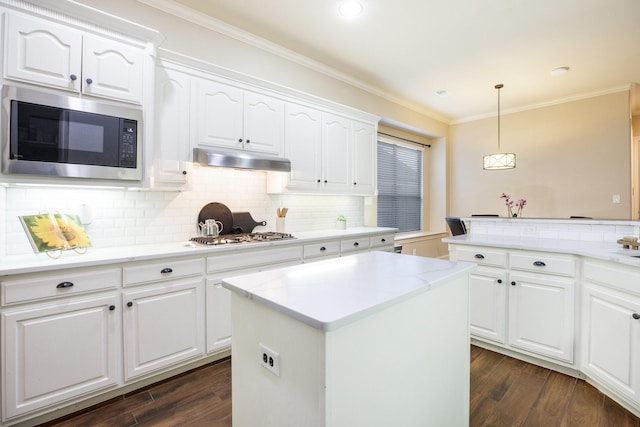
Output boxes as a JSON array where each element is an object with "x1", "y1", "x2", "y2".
[
  {"x1": 277, "y1": 207, "x2": 288, "y2": 217},
  {"x1": 197, "y1": 202, "x2": 234, "y2": 235},
  {"x1": 232, "y1": 211, "x2": 267, "y2": 233}
]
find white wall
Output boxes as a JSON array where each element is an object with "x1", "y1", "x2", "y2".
[
  {"x1": 449, "y1": 91, "x2": 632, "y2": 219},
  {"x1": 4, "y1": 167, "x2": 363, "y2": 255}
]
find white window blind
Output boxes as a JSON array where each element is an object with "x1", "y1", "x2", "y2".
[{"x1": 377, "y1": 140, "x2": 423, "y2": 232}]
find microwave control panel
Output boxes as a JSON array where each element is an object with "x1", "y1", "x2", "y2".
[{"x1": 119, "y1": 119, "x2": 137, "y2": 168}]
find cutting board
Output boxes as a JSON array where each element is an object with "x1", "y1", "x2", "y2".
[{"x1": 232, "y1": 212, "x2": 267, "y2": 233}]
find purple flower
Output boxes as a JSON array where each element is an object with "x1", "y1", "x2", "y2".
[{"x1": 500, "y1": 193, "x2": 527, "y2": 217}]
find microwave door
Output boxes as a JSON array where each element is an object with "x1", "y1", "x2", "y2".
[
  {"x1": 12, "y1": 100, "x2": 66, "y2": 163},
  {"x1": 66, "y1": 110, "x2": 120, "y2": 166}
]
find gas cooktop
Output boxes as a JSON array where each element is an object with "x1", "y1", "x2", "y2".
[{"x1": 190, "y1": 232, "x2": 295, "y2": 246}]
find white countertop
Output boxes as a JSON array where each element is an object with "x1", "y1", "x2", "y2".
[
  {"x1": 221, "y1": 251, "x2": 476, "y2": 331},
  {"x1": 0, "y1": 227, "x2": 396, "y2": 276},
  {"x1": 443, "y1": 234, "x2": 640, "y2": 268}
]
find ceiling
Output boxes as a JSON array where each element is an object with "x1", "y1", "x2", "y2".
[{"x1": 172, "y1": 0, "x2": 640, "y2": 122}]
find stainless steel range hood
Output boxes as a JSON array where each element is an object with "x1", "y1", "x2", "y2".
[{"x1": 194, "y1": 147, "x2": 291, "y2": 172}]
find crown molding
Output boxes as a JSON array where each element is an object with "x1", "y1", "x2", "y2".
[
  {"x1": 137, "y1": 0, "x2": 451, "y2": 125},
  {"x1": 453, "y1": 84, "x2": 632, "y2": 124},
  {"x1": 2, "y1": 0, "x2": 164, "y2": 44}
]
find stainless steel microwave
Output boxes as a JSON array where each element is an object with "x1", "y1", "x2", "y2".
[{"x1": 1, "y1": 85, "x2": 142, "y2": 181}]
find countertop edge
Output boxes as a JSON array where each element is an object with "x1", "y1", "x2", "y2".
[
  {"x1": 442, "y1": 235, "x2": 640, "y2": 268},
  {"x1": 0, "y1": 227, "x2": 398, "y2": 276},
  {"x1": 222, "y1": 253, "x2": 476, "y2": 332}
]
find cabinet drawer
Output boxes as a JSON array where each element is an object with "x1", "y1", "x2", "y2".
[
  {"x1": 304, "y1": 241, "x2": 340, "y2": 259},
  {"x1": 341, "y1": 237, "x2": 370, "y2": 253},
  {"x1": 509, "y1": 252, "x2": 575, "y2": 277},
  {"x1": 583, "y1": 260, "x2": 640, "y2": 295},
  {"x1": 454, "y1": 246, "x2": 508, "y2": 268},
  {"x1": 207, "y1": 245, "x2": 302, "y2": 274},
  {"x1": 1, "y1": 267, "x2": 120, "y2": 306},
  {"x1": 123, "y1": 257, "x2": 204, "y2": 287},
  {"x1": 370, "y1": 233, "x2": 395, "y2": 248}
]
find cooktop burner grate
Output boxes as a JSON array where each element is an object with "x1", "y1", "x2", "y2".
[{"x1": 190, "y1": 232, "x2": 295, "y2": 246}]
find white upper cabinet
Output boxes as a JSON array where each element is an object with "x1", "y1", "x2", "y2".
[
  {"x1": 81, "y1": 34, "x2": 144, "y2": 103},
  {"x1": 267, "y1": 104, "x2": 377, "y2": 195},
  {"x1": 5, "y1": 12, "x2": 81, "y2": 90},
  {"x1": 5, "y1": 12, "x2": 145, "y2": 104},
  {"x1": 152, "y1": 64, "x2": 192, "y2": 187},
  {"x1": 322, "y1": 113, "x2": 351, "y2": 193},
  {"x1": 282, "y1": 103, "x2": 322, "y2": 190},
  {"x1": 243, "y1": 91, "x2": 284, "y2": 155},
  {"x1": 352, "y1": 120, "x2": 376, "y2": 194},
  {"x1": 193, "y1": 78, "x2": 284, "y2": 155}
]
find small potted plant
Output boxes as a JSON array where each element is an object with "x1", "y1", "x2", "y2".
[{"x1": 337, "y1": 214, "x2": 347, "y2": 229}]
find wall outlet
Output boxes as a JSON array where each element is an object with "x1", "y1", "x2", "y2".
[
  {"x1": 613, "y1": 194, "x2": 621, "y2": 204},
  {"x1": 259, "y1": 343, "x2": 280, "y2": 377}
]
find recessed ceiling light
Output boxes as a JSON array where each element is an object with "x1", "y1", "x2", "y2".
[
  {"x1": 339, "y1": 1, "x2": 363, "y2": 17},
  {"x1": 550, "y1": 66, "x2": 570, "y2": 76}
]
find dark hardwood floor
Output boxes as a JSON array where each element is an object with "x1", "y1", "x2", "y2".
[{"x1": 43, "y1": 346, "x2": 639, "y2": 427}]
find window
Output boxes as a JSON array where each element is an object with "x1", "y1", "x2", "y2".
[{"x1": 377, "y1": 140, "x2": 423, "y2": 232}]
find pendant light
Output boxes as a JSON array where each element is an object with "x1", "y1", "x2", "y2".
[{"x1": 483, "y1": 84, "x2": 516, "y2": 170}]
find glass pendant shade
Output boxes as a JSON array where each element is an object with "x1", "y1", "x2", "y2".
[{"x1": 483, "y1": 83, "x2": 516, "y2": 170}]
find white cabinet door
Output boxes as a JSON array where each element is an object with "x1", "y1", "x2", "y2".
[
  {"x1": 469, "y1": 267, "x2": 507, "y2": 344},
  {"x1": 351, "y1": 120, "x2": 376, "y2": 194},
  {"x1": 2, "y1": 294, "x2": 120, "y2": 420},
  {"x1": 153, "y1": 65, "x2": 191, "y2": 186},
  {"x1": 206, "y1": 280, "x2": 232, "y2": 353},
  {"x1": 123, "y1": 278, "x2": 204, "y2": 381},
  {"x1": 243, "y1": 91, "x2": 284, "y2": 155},
  {"x1": 4, "y1": 12, "x2": 145, "y2": 103},
  {"x1": 194, "y1": 78, "x2": 244, "y2": 149},
  {"x1": 582, "y1": 283, "x2": 640, "y2": 405},
  {"x1": 508, "y1": 272, "x2": 574, "y2": 363},
  {"x1": 282, "y1": 103, "x2": 322, "y2": 191},
  {"x1": 5, "y1": 12, "x2": 82, "y2": 91},
  {"x1": 322, "y1": 113, "x2": 351, "y2": 192},
  {"x1": 82, "y1": 34, "x2": 144, "y2": 103}
]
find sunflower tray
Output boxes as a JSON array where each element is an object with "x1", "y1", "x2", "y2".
[{"x1": 20, "y1": 213, "x2": 92, "y2": 258}]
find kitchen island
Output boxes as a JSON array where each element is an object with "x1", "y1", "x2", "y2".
[{"x1": 222, "y1": 251, "x2": 475, "y2": 427}]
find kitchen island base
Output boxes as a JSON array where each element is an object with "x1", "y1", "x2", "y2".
[{"x1": 229, "y1": 258, "x2": 471, "y2": 427}]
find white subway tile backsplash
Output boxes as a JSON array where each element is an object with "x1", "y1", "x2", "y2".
[{"x1": 2, "y1": 167, "x2": 365, "y2": 255}]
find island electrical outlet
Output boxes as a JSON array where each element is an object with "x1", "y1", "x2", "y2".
[{"x1": 259, "y1": 343, "x2": 280, "y2": 376}]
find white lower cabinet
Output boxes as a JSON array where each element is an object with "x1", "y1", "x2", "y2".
[
  {"x1": 123, "y1": 278, "x2": 204, "y2": 380},
  {"x1": 206, "y1": 279, "x2": 232, "y2": 354},
  {"x1": 582, "y1": 260, "x2": 640, "y2": 407},
  {"x1": 0, "y1": 265, "x2": 122, "y2": 423},
  {"x1": 468, "y1": 266, "x2": 507, "y2": 344},
  {"x1": 508, "y1": 271, "x2": 574, "y2": 362},
  {"x1": 1, "y1": 293, "x2": 120, "y2": 421},
  {"x1": 122, "y1": 258, "x2": 205, "y2": 381},
  {"x1": 450, "y1": 245, "x2": 576, "y2": 364}
]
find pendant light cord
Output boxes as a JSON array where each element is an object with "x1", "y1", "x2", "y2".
[{"x1": 496, "y1": 83, "x2": 503, "y2": 151}]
